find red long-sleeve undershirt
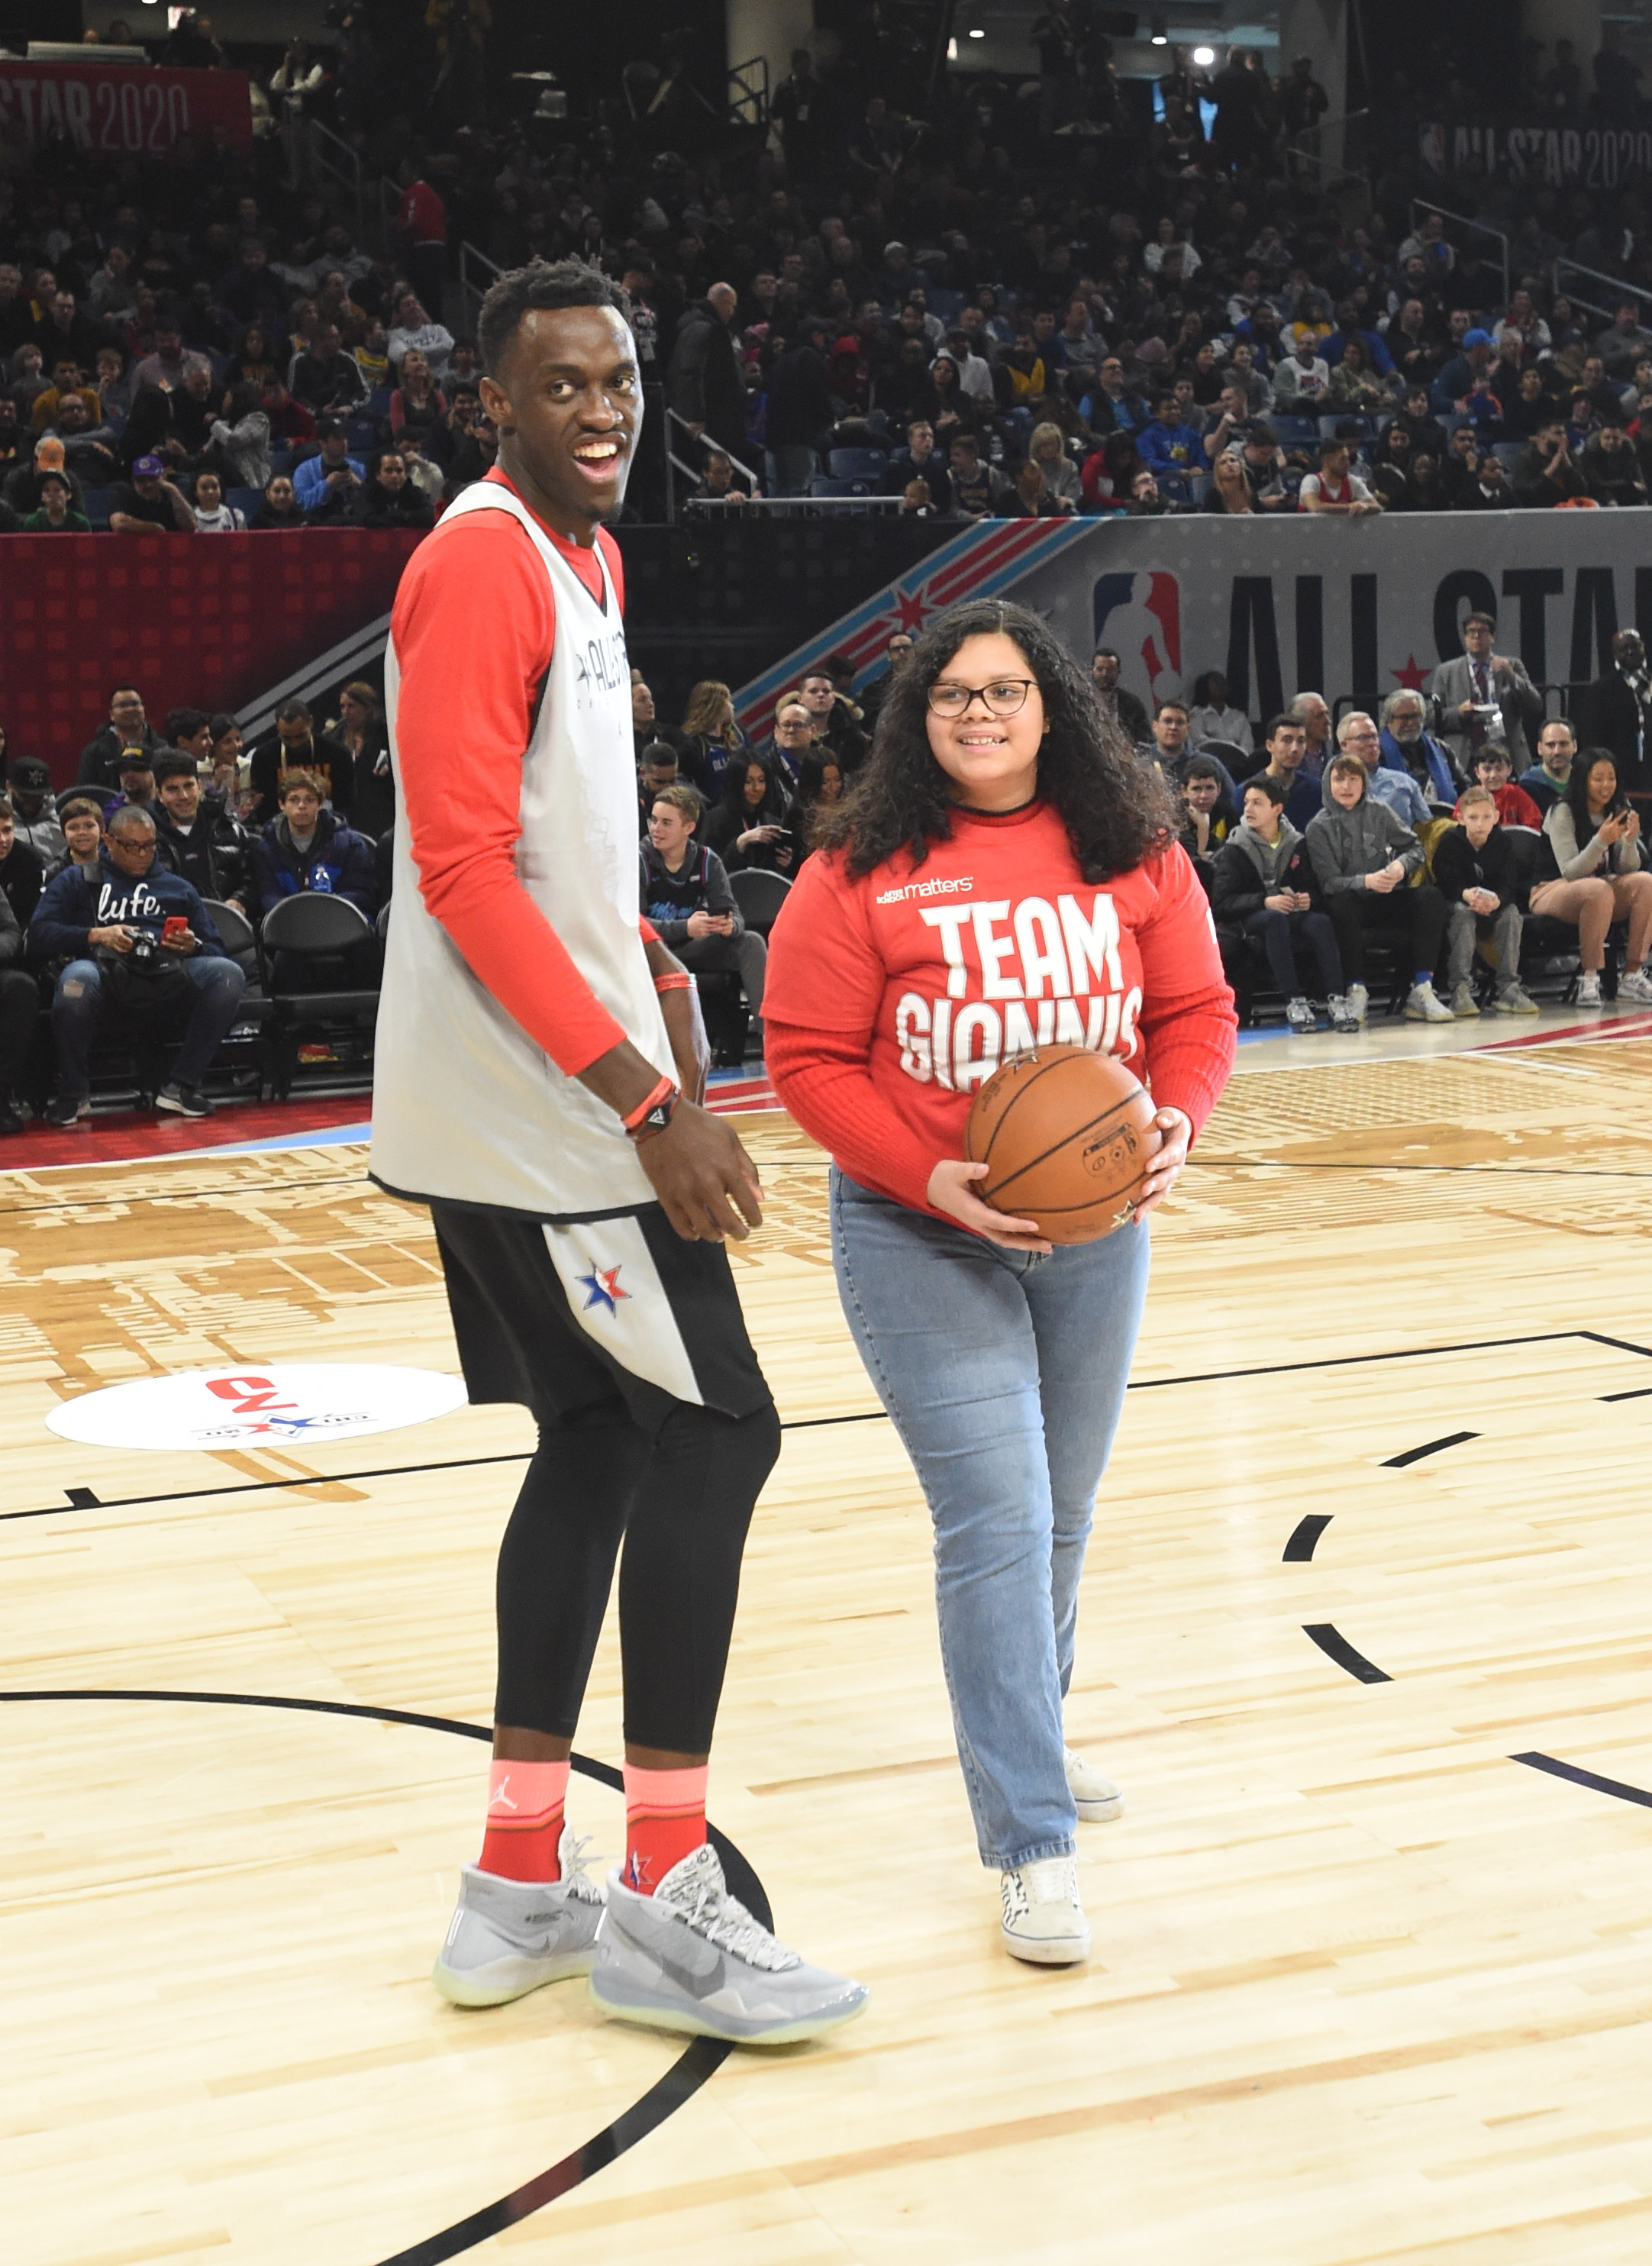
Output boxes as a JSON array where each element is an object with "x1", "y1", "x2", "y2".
[{"x1": 391, "y1": 482, "x2": 646, "y2": 1077}]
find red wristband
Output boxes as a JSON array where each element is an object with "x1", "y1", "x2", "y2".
[
  {"x1": 621, "y1": 1074, "x2": 678, "y2": 1139},
  {"x1": 653, "y1": 970, "x2": 692, "y2": 993}
]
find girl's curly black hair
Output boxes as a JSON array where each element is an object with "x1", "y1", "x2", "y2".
[{"x1": 811, "y1": 599, "x2": 1180, "y2": 882}]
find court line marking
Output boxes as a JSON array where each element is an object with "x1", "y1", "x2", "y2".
[
  {"x1": 1302, "y1": 1623, "x2": 1393, "y2": 1685},
  {"x1": 1511, "y1": 1752, "x2": 1652, "y2": 1812},
  {"x1": 0, "y1": 1687, "x2": 771, "y2": 2266},
  {"x1": 1382, "y1": 1431, "x2": 1482, "y2": 1467},
  {"x1": 13, "y1": 1330, "x2": 1650, "y2": 1529}
]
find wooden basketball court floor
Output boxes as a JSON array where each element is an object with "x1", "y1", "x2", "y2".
[{"x1": 5, "y1": 1028, "x2": 1652, "y2": 2266}]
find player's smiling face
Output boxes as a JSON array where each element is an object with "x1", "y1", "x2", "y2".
[{"x1": 482, "y1": 302, "x2": 640, "y2": 541}]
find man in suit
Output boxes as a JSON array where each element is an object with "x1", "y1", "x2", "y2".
[
  {"x1": 1575, "y1": 629, "x2": 1652, "y2": 796},
  {"x1": 1427, "y1": 612, "x2": 1544, "y2": 774}
]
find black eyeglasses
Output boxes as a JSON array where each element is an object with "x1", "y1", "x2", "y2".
[{"x1": 927, "y1": 679, "x2": 1037, "y2": 718}]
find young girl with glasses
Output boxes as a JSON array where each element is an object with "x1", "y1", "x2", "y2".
[{"x1": 764, "y1": 599, "x2": 1236, "y2": 1965}]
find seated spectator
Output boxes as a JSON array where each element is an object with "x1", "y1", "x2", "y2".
[
  {"x1": 1460, "y1": 742, "x2": 1543, "y2": 831},
  {"x1": 1528, "y1": 750, "x2": 1652, "y2": 1005},
  {"x1": 106, "y1": 750, "x2": 160, "y2": 818},
  {"x1": 1256, "y1": 709, "x2": 1321, "y2": 830},
  {"x1": 1000, "y1": 457, "x2": 1073, "y2": 517},
  {"x1": 690, "y1": 447, "x2": 753, "y2": 505},
  {"x1": 109, "y1": 453, "x2": 195, "y2": 534},
  {"x1": 252, "y1": 471, "x2": 308, "y2": 530},
  {"x1": 1027, "y1": 421, "x2": 1080, "y2": 506},
  {"x1": 260, "y1": 378, "x2": 316, "y2": 456},
  {"x1": 1125, "y1": 467, "x2": 1174, "y2": 515},
  {"x1": 289, "y1": 320, "x2": 368, "y2": 416},
  {"x1": 1514, "y1": 421, "x2": 1589, "y2": 507},
  {"x1": 21, "y1": 470, "x2": 90, "y2": 532},
  {"x1": 0, "y1": 792, "x2": 47, "y2": 931},
  {"x1": 1380, "y1": 688, "x2": 1461, "y2": 802},
  {"x1": 249, "y1": 769, "x2": 376, "y2": 920},
  {"x1": 1434, "y1": 788, "x2": 1536, "y2": 1017},
  {"x1": 385, "y1": 289, "x2": 454, "y2": 380},
  {"x1": 1136, "y1": 392, "x2": 1202, "y2": 482},
  {"x1": 1202, "y1": 450, "x2": 1256, "y2": 514},
  {"x1": 164, "y1": 707, "x2": 216, "y2": 774},
  {"x1": 636, "y1": 741, "x2": 699, "y2": 836},
  {"x1": 44, "y1": 792, "x2": 105, "y2": 882},
  {"x1": 1333, "y1": 709, "x2": 1431, "y2": 828},
  {"x1": 1305, "y1": 754, "x2": 1452, "y2": 1022},
  {"x1": 0, "y1": 851, "x2": 35, "y2": 1132},
  {"x1": 676, "y1": 679, "x2": 751, "y2": 799},
  {"x1": 1271, "y1": 329, "x2": 1331, "y2": 405},
  {"x1": 794, "y1": 669, "x2": 868, "y2": 770},
  {"x1": 248, "y1": 702, "x2": 355, "y2": 819},
  {"x1": 1583, "y1": 422, "x2": 1649, "y2": 507},
  {"x1": 1367, "y1": 420, "x2": 1419, "y2": 508},
  {"x1": 6, "y1": 756, "x2": 64, "y2": 865},
  {"x1": 1298, "y1": 437, "x2": 1382, "y2": 515},
  {"x1": 883, "y1": 417, "x2": 950, "y2": 508},
  {"x1": 782, "y1": 748, "x2": 845, "y2": 863},
  {"x1": 1325, "y1": 338, "x2": 1392, "y2": 415},
  {"x1": 293, "y1": 421, "x2": 366, "y2": 515},
  {"x1": 350, "y1": 447, "x2": 435, "y2": 529},
  {"x1": 947, "y1": 432, "x2": 1005, "y2": 518},
  {"x1": 388, "y1": 348, "x2": 447, "y2": 443},
  {"x1": 1179, "y1": 756, "x2": 1239, "y2": 890},
  {"x1": 705, "y1": 754, "x2": 795, "y2": 875},
  {"x1": 78, "y1": 684, "x2": 160, "y2": 789},
  {"x1": 191, "y1": 469, "x2": 245, "y2": 531},
  {"x1": 1451, "y1": 445, "x2": 1516, "y2": 511},
  {"x1": 1146, "y1": 699, "x2": 1193, "y2": 782},
  {"x1": 767, "y1": 700, "x2": 818, "y2": 784},
  {"x1": 151, "y1": 752, "x2": 251, "y2": 911},
  {"x1": 1519, "y1": 718, "x2": 1576, "y2": 815},
  {"x1": 30, "y1": 802, "x2": 247, "y2": 1123},
  {"x1": 1212, "y1": 773, "x2": 1352, "y2": 1033},
  {"x1": 1187, "y1": 671, "x2": 1253, "y2": 756},
  {"x1": 208, "y1": 714, "x2": 245, "y2": 802},
  {"x1": 640, "y1": 783, "x2": 766, "y2": 1064}
]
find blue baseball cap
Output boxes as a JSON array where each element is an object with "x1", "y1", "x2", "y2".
[{"x1": 1463, "y1": 328, "x2": 1493, "y2": 350}]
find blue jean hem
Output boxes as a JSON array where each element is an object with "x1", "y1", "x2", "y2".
[{"x1": 983, "y1": 1836, "x2": 1079, "y2": 1871}]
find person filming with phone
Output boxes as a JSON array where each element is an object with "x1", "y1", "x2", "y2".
[{"x1": 29, "y1": 802, "x2": 246, "y2": 1125}]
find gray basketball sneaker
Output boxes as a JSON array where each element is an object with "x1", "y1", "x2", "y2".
[
  {"x1": 589, "y1": 1841, "x2": 869, "y2": 2045},
  {"x1": 432, "y1": 1828, "x2": 605, "y2": 2007}
]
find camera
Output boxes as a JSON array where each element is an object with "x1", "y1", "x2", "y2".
[{"x1": 129, "y1": 931, "x2": 155, "y2": 966}]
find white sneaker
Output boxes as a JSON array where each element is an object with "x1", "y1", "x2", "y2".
[
  {"x1": 432, "y1": 1827, "x2": 605, "y2": 2007},
  {"x1": 1064, "y1": 1746, "x2": 1123, "y2": 1822},
  {"x1": 999, "y1": 1854, "x2": 1090, "y2": 1965},
  {"x1": 1404, "y1": 980, "x2": 1454, "y2": 1023},
  {"x1": 589, "y1": 1842, "x2": 867, "y2": 2044},
  {"x1": 1326, "y1": 993, "x2": 1360, "y2": 1033},
  {"x1": 1345, "y1": 981, "x2": 1368, "y2": 1022},
  {"x1": 1618, "y1": 967, "x2": 1652, "y2": 1003},
  {"x1": 1447, "y1": 982, "x2": 1481, "y2": 1018},
  {"x1": 1492, "y1": 984, "x2": 1540, "y2": 1015},
  {"x1": 1285, "y1": 995, "x2": 1315, "y2": 1033},
  {"x1": 1576, "y1": 973, "x2": 1603, "y2": 1005}
]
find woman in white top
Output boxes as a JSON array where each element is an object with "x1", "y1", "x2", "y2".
[
  {"x1": 1528, "y1": 750, "x2": 1652, "y2": 1004},
  {"x1": 1028, "y1": 421, "x2": 1080, "y2": 504}
]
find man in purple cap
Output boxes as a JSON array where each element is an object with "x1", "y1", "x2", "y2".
[{"x1": 110, "y1": 454, "x2": 197, "y2": 534}]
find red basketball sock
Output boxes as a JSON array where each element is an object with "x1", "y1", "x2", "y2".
[
  {"x1": 478, "y1": 1758, "x2": 567, "y2": 1882},
  {"x1": 622, "y1": 1763, "x2": 708, "y2": 1895}
]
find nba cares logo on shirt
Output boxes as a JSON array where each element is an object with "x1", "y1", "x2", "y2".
[
  {"x1": 44, "y1": 1364, "x2": 469, "y2": 1453},
  {"x1": 1092, "y1": 570, "x2": 1181, "y2": 711}
]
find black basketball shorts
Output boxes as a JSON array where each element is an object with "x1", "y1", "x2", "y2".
[{"x1": 429, "y1": 1199, "x2": 773, "y2": 1435}]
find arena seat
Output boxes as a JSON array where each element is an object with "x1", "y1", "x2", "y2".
[
  {"x1": 259, "y1": 895, "x2": 380, "y2": 1099},
  {"x1": 828, "y1": 447, "x2": 889, "y2": 480},
  {"x1": 728, "y1": 867, "x2": 792, "y2": 936},
  {"x1": 1272, "y1": 415, "x2": 1322, "y2": 447}
]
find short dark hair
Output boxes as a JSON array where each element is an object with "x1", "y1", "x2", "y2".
[
  {"x1": 152, "y1": 750, "x2": 200, "y2": 782},
  {"x1": 1263, "y1": 712, "x2": 1302, "y2": 741},
  {"x1": 57, "y1": 792, "x2": 105, "y2": 828},
  {"x1": 1156, "y1": 699, "x2": 1189, "y2": 720},
  {"x1": 1092, "y1": 647, "x2": 1118, "y2": 663},
  {"x1": 477, "y1": 257, "x2": 631, "y2": 379},
  {"x1": 278, "y1": 768, "x2": 324, "y2": 801},
  {"x1": 1463, "y1": 611, "x2": 1496, "y2": 633},
  {"x1": 639, "y1": 741, "x2": 679, "y2": 771},
  {"x1": 276, "y1": 701, "x2": 312, "y2": 727},
  {"x1": 164, "y1": 706, "x2": 209, "y2": 742},
  {"x1": 1244, "y1": 772, "x2": 1287, "y2": 805},
  {"x1": 1183, "y1": 755, "x2": 1224, "y2": 785},
  {"x1": 1318, "y1": 436, "x2": 1349, "y2": 459},
  {"x1": 208, "y1": 712, "x2": 239, "y2": 744},
  {"x1": 110, "y1": 683, "x2": 142, "y2": 704}
]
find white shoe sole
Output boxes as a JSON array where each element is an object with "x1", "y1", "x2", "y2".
[
  {"x1": 586, "y1": 1967, "x2": 868, "y2": 2045},
  {"x1": 1073, "y1": 1787, "x2": 1123, "y2": 1822},
  {"x1": 432, "y1": 1945, "x2": 596, "y2": 2007},
  {"x1": 1001, "y1": 1918, "x2": 1091, "y2": 1965}
]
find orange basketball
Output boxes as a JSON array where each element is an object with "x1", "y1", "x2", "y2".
[{"x1": 963, "y1": 1044, "x2": 1157, "y2": 1244}]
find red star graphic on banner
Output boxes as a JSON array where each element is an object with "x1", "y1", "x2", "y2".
[
  {"x1": 892, "y1": 585, "x2": 932, "y2": 632},
  {"x1": 1390, "y1": 653, "x2": 1431, "y2": 691}
]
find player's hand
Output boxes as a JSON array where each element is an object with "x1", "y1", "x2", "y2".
[
  {"x1": 927, "y1": 1159, "x2": 1050, "y2": 1252},
  {"x1": 637, "y1": 1102, "x2": 764, "y2": 1241},
  {"x1": 1134, "y1": 1106, "x2": 1192, "y2": 1219}
]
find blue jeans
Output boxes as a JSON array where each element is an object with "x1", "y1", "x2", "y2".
[
  {"x1": 830, "y1": 1170, "x2": 1150, "y2": 1868},
  {"x1": 52, "y1": 953, "x2": 247, "y2": 1099}
]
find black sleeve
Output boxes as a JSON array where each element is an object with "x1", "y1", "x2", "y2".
[{"x1": 1210, "y1": 842, "x2": 1265, "y2": 920}]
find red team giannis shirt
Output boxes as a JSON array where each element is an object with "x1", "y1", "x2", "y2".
[{"x1": 763, "y1": 802, "x2": 1236, "y2": 1218}]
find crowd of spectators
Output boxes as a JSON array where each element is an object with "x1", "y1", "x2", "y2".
[{"x1": 7, "y1": 8, "x2": 1652, "y2": 528}]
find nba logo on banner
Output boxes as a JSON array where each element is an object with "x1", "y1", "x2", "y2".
[
  {"x1": 1092, "y1": 571, "x2": 1182, "y2": 714},
  {"x1": 45, "y1": 1364, "x2": 469, "y2": 1453}
]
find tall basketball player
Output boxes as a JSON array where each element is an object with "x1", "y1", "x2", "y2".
[{"x1": 373, "y1": 259, "x2": 866, "y2": 2045}]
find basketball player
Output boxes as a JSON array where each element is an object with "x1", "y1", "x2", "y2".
[
  {"x1": 373, "y1": 258, "x2": 865, "y2": 2044},
  {"x1": 764, "y1": 599, "x2": 1236, "y2": 1965}
]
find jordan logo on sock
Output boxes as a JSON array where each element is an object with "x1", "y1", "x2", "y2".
[{"x1": 489, "y1": 1777, "x2": 521, "y2": 1812}]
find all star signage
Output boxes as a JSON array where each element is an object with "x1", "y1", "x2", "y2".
[{"x1": 47, "y1": 1365, "x2": 469, "y2": 1454}]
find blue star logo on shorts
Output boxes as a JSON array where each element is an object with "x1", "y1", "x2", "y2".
[{"x1": 577, "y1": 1262, "x2": 630, "y2": 1315}]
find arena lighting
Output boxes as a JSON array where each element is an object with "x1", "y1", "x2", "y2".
[
  {"x1": 1149, "y1": 13, "x2": 1169, "y2": 44},
  {"x1": 968, "y1": 24, "x2": 986, "y2": 34},
  {"x1": 1192, "y1": 42, "x2": 1216, "y2": 64}
]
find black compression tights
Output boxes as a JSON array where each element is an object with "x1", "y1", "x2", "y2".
[{"x1": 493, "y1": 1398, "x2": 782, "y2": 1753}]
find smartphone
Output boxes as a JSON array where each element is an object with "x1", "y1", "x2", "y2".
[{"x1": 162, "y1": 915, "x2": 190, "y2": 943}]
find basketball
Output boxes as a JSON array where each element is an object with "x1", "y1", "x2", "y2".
[{"x1": 963, "y1": 1044, "x2": 1157, "y2": 1244}]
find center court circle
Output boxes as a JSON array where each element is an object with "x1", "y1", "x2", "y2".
[{"x1": 45, "y1": 1364, "x2": 469, "y2": 1454}]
